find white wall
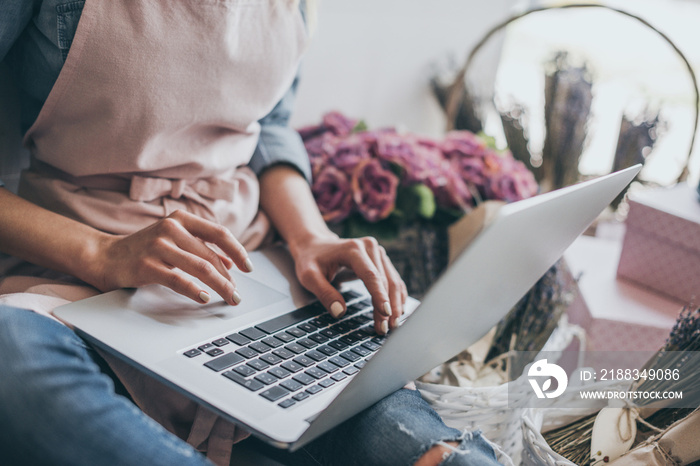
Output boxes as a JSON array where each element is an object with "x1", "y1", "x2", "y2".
[{"x1": 291, "y1": 0, "x2": 518, "y2": 137}]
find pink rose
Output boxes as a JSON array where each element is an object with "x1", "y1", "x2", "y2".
[
  {"x1": 375, "y1": 133, "x2": 442, "y2": 184},
  {"x1": 322, "y1": 111, "x2": 358, "y2": 137},
  {"x1": 486, "y1": 159, "x2": 538, "y2": 202},
  {"x1": 312, "y1": 166, "x2": 354, "y2": 223},
  {"x1": 425, "y1": 160, "x2": 473, "y2": 211},
  {"x1": 351, "y1": 159, "x2": 399, "y2": 222},
  {"x1": 330, "y1": 134, "x2": 371, "y2": 173},
  {"x1": 441, "y1": 130, "x2": 489, "y2": 159}
]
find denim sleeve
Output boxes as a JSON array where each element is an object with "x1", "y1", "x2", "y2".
[
  {"x1": 0, "y1": 1, "x2": 38, "y2": 188},
  {"x1": 248, "y1": 74, "x2": 312, "y2": 184}
]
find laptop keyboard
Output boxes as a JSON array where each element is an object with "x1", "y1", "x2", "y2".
[{"x1": 181, "y1": 290, "x2": 386, "y2": 410}]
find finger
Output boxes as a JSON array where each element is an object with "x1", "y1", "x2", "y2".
[
  {"x1": 164, "y1": 223, "x2": 233, "y2": 282},
  {"x1": 151, "y1": 265, "x2": 214, "y2": 304},
  {"x1": 380, "y1": 249, "x2": 405, "y2": 330},
  {"x1": 362, "y1": 239, "x2": 396, "y2": 331},
  {"x1": 217, "y1": 252, "x2": 234, "y2": 270},
  {"x1": 167, "y1": 210, "x2": 253, "y2": 273},
  {"x1": 297, "y1": 264, "x2": 346, "y2": 319},
  {"x1": 338, "y1": 241, "x2": 391, "y2": 335},
  {"x1": 156, "y1": 240, "x2": 240, "y2": 306}
]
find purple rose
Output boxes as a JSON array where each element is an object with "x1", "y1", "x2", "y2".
[
  {"x1": 485, "y1": 159, "x2": 538, "y2": 202},
  {"x1": 441, "y1": 130, "x2": 489, "y2": 159},
  {"x1": 312, "y1": 166, "x2": 354, "y2": 223},
  {"x1": 351, "y1": 159, "x2": 399, "y2": 222},
  {"x1": 330, "y1": 134, "x2": 371, "y2": 173},
  {"x1": 322, "y1": 111, "x2": 358, "y2": 137},
  {"x1": 374, "y1": 133, "x2": 443, "y2": 184},
  {"x1": 425, "y1": 160, "x2": 473, "y2": 211}
]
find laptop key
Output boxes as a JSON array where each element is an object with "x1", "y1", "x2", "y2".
[
  {"x1": 318, "y1": 361, "x2": 339, "y2": 373},
  {"x1": 261, "y1": 337, "x2": 283, "y2": 348},
  {"x1": 285, "y1": 328, "x2": 306, "y2": 338},
  {"x1": 319, "y1": 379, "x2": 335, "y2": 388},
  {"x1": 260, "y1": 385, "x2": 289, "y2": 402},
  {"x1": 297, "y1": 338, "x2": 318, "y2": 349},
  {"x1": 273, "y1": 332, "x2": 295, "y2": 343},
  {"x1": 279, "y1": 399, "x2": 296, "y2": 409},
  {"x1": 340, "y1": 351, "x2": 361, "y2": 363},
  {"x1": 247, "y1": 359, "x2": 270, "y2": 371},
  {"x1": 319, "y1": 328, "x2": 340, "y2": 338},
  {"x1": 308, "y1": 333, "x2": 329, "y2": 344},
  {"x1": 259, "y1": 353, "x2": 283, "y2": 365},
  {"x1": 362, "y1": 341, "x2": 381, "y2": 352},
  {"x1": 254, "y1": 372, "x2": 278, "y2": 386},
  {"x1": 249, "y1": 342, "x2": 271, "y2": 354},
  {"x1": 268, "y1": 367, "x2": 291, "y2": 379},
  {"x1": 297, "y1": 323, "x2": 316, "y2": 333},
  {"x1": 292, "y1": 392, "x2": 310, "y2": 401},
  {"x1": 329, "y1": 356, "x2": 350, "y2": 368},
  {"x1": 212, "y1": 338, "x2": 229, "y2": 347},
  {"x1": 292, "y1": 373, "x2": 315, "y2": 385},
  {"x1": 204, "y1": 352, "x2": 245, "y2": 372},
  {"x1": 281, "y1": 361, "x2": 304, "y2": 373},
  {"x1": 355, "y1": 360, "x2": 367, "y2": 369},
  {"x1": 327, "y1": 340, "x2": 349, "y2": 351},
  {"x1": 235, "y1": 347, "x2": 258, "y2": 359},
  {"x1": 284, "y1": 343, "x2": 306, "y2": 354},
  {"x1": 331, "y1": 372, "x2": 347, "y2": 382},
  {"x1": 351, "y1": 346, "x2": 371, "y2": 358},
  {"x1": 305, "y1": 367, "x2": 326, "y2": 380},
  {"x1": 225, "y1": 333, "x2": 251, "y2": 346},
  {"x1": 317, "y1": 345, "x2": 338, "y2": 357},
  {"x1": 206, "y1": 348, "x2": 224, "y2": 357},
  {"x1": 272, "y1": 348, "x2": 295, "y2": 360},
  {"x1": 240, "y1": 327, "x2": 267, "y2": 341},
  {"x1": 316, "y1": 361, "x2": 338, "y2": 374},
  {"x1": 292, "y1": 355, "x2": 314, "y2": 367},
  {"x1": 343, "y1": 366, "x2": 360, "y2": 376},
  {"x1": 341, "y1": 290, "x2": 362, "y2": 302},
  {"x1": 304, "y1": 350, "x2": 326, "y2": 362},
  {"x1": 233, "y1": 365, "x2": 256, "y2": 377},
  {"x1": 184, "y1": 349, "x2": 201, "y2": 358},
  {"x1": 255, "y1": 303, "x2": 324, "y2": 334},
  {"x1": 198, "y1": 343, "x2": 215, "y2": 352},
  {"x1": 223, "y1": 371, "x2": 264, "y2": 391},
  {"x1": 306, "y1": 385, "x2": 323, "y2": 395},
  {"x1": 280, "y1": 379, "x2": 304, "y2": 392}
]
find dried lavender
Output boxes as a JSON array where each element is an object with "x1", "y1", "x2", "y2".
[
  {"x1": 485, "y1": 260, "x2": 575, "y2": 378},
  {"x1": 544, "y1": 305, "x2": 700, "y2": 463}
]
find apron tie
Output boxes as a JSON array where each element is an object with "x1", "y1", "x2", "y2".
[{"x1": 129, "y1": 175, "x2": 238, "y2": 203}]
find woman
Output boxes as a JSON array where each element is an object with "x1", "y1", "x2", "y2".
[{"x1": 0, "y1": 1, "x2": 500, "y2": 464}]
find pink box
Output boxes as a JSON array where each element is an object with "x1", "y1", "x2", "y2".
[
  {"x1": 617, "y1": 183, "x2": 700, "y2": 304},
  {"x1": 565, "y1": 236, "x2": 681, "y2": 354}
]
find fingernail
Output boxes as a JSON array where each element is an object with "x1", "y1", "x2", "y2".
[
  {"x1": 380, "y1": 320, "x2": 389, "y2": 335},
  {"x1": 330, "y1": 301, "x2": 345, "y2": 319},
  {"x1": 244, "y1": 257, "x2": 254, "y2": 273},
  {"x1": 382, "y1": 302, "x2": 392, "y2": 317},
  {"x1": 232, "y1": 290, "x2": 242, "y2": 305},
  {"x1": 199, "y1": 291, "x2": 211, "y2": 303}
]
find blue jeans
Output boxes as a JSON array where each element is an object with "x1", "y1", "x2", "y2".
[{"x1": 0, "y1": 307, "x2": 500, "y2": 465}]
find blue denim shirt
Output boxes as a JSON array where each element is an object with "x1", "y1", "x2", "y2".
[{"x1": 0, "y1": 0, "x2": 311, "y2": 187}]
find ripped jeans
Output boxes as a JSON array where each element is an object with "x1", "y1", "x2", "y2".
[
  {"x1": 251, "y1": 388, "x2": 502, "y2": 466},
  {"x1": 0, "y1": 307, "x2": 500, "y2": 466}
]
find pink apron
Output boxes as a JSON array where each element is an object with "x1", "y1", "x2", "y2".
[{"x1": 0, "y1": 0, "x2": 307, "y2": 463}]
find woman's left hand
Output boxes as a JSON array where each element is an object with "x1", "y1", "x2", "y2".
[{"x1": 289, "y1": 234, "x2": 407, "y2": 336}]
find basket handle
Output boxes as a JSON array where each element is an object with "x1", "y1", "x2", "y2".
[{"x1": 445, "y1": 4, "x2": 699, "y2": 181}]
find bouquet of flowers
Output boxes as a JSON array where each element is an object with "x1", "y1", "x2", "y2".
[{"x1": 298, "y1": 111, "x2": 538, "y2": 239}]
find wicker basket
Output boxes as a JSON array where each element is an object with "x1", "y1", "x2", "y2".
[{"x1": 416, "y1": 317, "x2": 585, "y2": 465}]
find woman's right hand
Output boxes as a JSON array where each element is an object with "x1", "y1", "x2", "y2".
[{"x1": 93, "y1": 210, "x2": 252, "y2": 306}]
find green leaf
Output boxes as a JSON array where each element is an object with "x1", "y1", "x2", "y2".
[
  {"x1": 395, "y1": 184, "x2": 436, "y2": 220},
  {"x1": 352, "y1": 120, "x2": 368, "y2": 133}
]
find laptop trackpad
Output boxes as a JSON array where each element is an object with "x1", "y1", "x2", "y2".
[{"x1": 127, "y1": 273, "x2": 289, "y2": 323}]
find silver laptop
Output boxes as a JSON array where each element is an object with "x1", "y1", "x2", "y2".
[{"x1": 54, "y1": 165, "x2": 641, "y2": 450}]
